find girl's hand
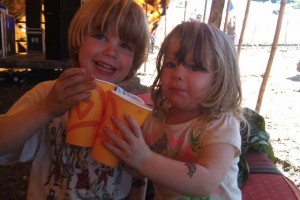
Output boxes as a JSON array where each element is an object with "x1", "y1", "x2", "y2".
[
  {"x1": 43, "y1": 68, "x2": 96, "y2": 118},
  {"x1": 102, "y1": 114, "x2": 152, "y2": 174}
]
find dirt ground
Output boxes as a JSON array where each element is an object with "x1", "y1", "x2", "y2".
[
  {"x1": 238, "y1": 46, "x2": 300, "y2": 188},
  {"x1": 0, "y1": 46, "x2": 299, "y2": 199}
]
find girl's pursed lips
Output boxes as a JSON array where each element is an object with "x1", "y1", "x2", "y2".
[{"x1": 169, "y1": 86, "x2": 187, "y2": 93}]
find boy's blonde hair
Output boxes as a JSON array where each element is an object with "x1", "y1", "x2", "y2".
[
  {"x1": 68, "y1": 0, "x2": 150, "y2": 80},
  {"x1": 151, "y1": 22, "x2": 242, "y2": 119}
]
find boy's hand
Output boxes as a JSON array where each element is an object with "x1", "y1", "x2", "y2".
[
  {"x1": 43, "y1": 68, "x2": 96, "y2": 118},
  {"x1": 102, "y1": 115, "x2": 152, "y2": 174}
]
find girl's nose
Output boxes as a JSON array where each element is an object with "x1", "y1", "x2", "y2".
[{"x1": 171, "y1": 64, "x2": 185, "y2": 81}]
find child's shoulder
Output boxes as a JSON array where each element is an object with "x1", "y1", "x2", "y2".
[
  {"x1": 29, "y1": 80, "x2": 57, "y2": 95},
  {"x1": 34, "y1": 79, "x2": 56, "y2": 89},
  {"x1": 5, "y1": 80, "x2": 57, "y2": 115},
  {"x1": 206, "y1": 112, "x2": 240, "y2": 130},
  {"x1": 21, "y1": 80, "x2": 56, "y2": 102}
]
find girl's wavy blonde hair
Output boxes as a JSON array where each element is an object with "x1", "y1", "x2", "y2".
[
  {"x1": 151, "y1": 22, "x2": 243, "y2": 120},
  {"x1": 68, "y1": 0, "x2": 150, "y2": 80}
]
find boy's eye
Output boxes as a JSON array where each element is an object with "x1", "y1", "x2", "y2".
[
  {"x1": 121, "y1": 43, "x2": 133, "y2": 51},
  {"x1": 96, "y1": 34, "x2": 106, "y2": 41}
]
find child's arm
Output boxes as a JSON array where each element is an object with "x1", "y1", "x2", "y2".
[
  {"x1": 0, "y1": 68, "x2": 95, "y2": 156},
  {"x1": 126, "y1": 177, "x2": 147, "y2": 200},
  {"x1": 102, "y1": 115, "x2": 237, "y2": 197}
]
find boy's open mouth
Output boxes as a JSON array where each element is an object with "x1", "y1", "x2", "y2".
[{"x1": 96, "y1": 62, "x2": 115, "y2": 73}]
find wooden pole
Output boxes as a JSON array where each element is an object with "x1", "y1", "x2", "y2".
[
  {"x1": 144, "y1": 0, "x2": 148, "y2": 72},
  {"x1": 203, "y1": 0, "x2": 208, "y2": 23},
  {"x1": 184, "y1": 0, "x2": 187, "y2": 21},
  {"x1": 223, "y1": 0, "x2": 231, "y2": 32},
  {"x1": 237, "y1": 0, "x2": 251, "y2": 60},
  {"x1": 255, "y1": 0, "x2": 287, "y2": 113},
  {"x1": 208, "y1": 0, "x2": 225, "y2": 28},
  {"x1": 164, "y1": 0, "x2": 167, "y2": 38}
]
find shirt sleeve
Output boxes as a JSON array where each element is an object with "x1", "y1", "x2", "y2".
[
  {"x1": 0, "y1": 80, "x2": 55, "y2": 165},
  {"x1": 201, "y1": 114, "x2": 241, "y2": 157}
]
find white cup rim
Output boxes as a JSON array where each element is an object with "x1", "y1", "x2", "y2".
[{"x1": 111, "y1": 90, "x2": 152, "y2": 111}]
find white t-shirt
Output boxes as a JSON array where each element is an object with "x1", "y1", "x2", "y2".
[
  {"x1": 143, "y1": 113, "x2": 242, "y2": 200},
  {"x1": 0, "y1": 80, "x2": 141, "y2": 200}
]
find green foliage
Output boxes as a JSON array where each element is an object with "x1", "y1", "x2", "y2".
[
  {"x1": 238, "y1": 107, "x2": 275, "y2": 188},
  {"x1": 292, "y1": 1, "x2": 300, "y2": 9}
]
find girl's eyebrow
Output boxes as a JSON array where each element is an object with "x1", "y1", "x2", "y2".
[{"x1": 183, "y1": 63, "x2": 194, "y2": 67}]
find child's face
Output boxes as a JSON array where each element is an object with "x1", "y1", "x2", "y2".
[
  {"x1": 78, "y1": 27, "x2": 135, "y2": 83},
  {"x1": 161, "y1": 39, "x2": 214, "y2": 116}
]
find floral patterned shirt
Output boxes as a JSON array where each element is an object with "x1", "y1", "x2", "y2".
[{"x1": 142, "y1": 113, "x2": 242, "y2": 200}]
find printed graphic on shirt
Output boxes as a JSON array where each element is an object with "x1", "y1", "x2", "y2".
[
  {"x1": 44, "y1": 121, "x2": 127, "y2": 199},
  {"x1": 150, "y1": 133, "x2": 167, "y2": 153},
  {"x1": 188, "y1": 132, "x2": 201, "y2": 152}
]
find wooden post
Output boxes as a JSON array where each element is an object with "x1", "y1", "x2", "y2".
[
  {"x1": 164, "y1": 0, "x2": 167, "y2": 38},
  {"x1": 255, "y1": 0, "x2": 287, "y2": 113},
  {"x1": 223, "y1": 0, "x2": 231, "y2": 32},
  {"x1": 183, "y1": 0, "x2": 187, "y2": 21},
  {"x1": 237, "y1": 0, "x2": 251, "y2": 59},
  {"x1": 203, "y1": 0, "x2": 208, "y2": 23},
  {"x1": 208, "y1": 0, "x2": 225, "y2": 28},
  {"x1": 144, "y1": 0, "x2": 148, "y2": 73}
]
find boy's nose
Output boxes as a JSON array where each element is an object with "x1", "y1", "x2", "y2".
[{"x1": 104, "y1": 43, "x2": 117, "y2": 58}]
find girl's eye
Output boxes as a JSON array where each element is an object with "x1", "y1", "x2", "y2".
[
  {"x1": 164, "y1": 62, "x2": 176, "y2": 69},
  {"x1": 96, "y1": 34, "x2": 106, "y2": 41},
  {"x1": 186, "y1": 64, "x2": 207, "y2": 72}
]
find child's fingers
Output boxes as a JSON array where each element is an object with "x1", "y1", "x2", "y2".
[
  {"x1": 102, "y1": 140, "x2": 123, "y2": 158},
  {"x1": 64, "y1": 81, "x2": 95, "y2": 100},
  {"x1": 57, "y1": 68, "x2": 95, "y2": 89},
  {"x1": 123, "y1": 114, "x2": 143, "y2": 138},
  {"x1": 102, "y1": 128, "x2": 141, "y2": 167},
  {"x1": 110, "y1": 116, "x2": 140, "y2": 143},
  {"x1": 54, "y1": 68, "x2": 96, "y2": 103},
  {"x1": 64, "y1": 92, "x2": 92, "y2": 105},
  {"x1": 57, "y1": 68, "x2": 87, "y2": 81},
  {"x1": 102, "y1": 127, "x2": 128, "y2": 154},
  {"x1": 103, "y1": 126, "x2": 124, "y2": 144}
]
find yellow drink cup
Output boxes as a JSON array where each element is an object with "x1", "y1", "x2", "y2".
[
  {"x1": 66, "y1": 79, "x2": 117, "y2": 147},
  {"x1": 92, "y1": 90, "x2": 152, "y2": 167}
]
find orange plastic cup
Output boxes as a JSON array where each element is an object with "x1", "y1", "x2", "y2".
[
  {"x1": 92, "y1": 90, "x2": 152, "y2": 167},
  {"x1": 66, "y1": 79, "x2": 117, "y2": 147}
]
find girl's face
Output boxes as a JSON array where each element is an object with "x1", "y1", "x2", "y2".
[
  {"x1": 78, "y1": 27, "x2": 135, "y2": 83},
  {"x1": 161, "y1": 39, "x2": 214, "y2": 120}
]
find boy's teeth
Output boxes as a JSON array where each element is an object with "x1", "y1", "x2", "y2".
[
  {"x1": 100, "y1": 67, "x2": 113, "y2": 73},
  {"x1": 97, "y1": 63, "x2": 113, "y2": 73}
]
